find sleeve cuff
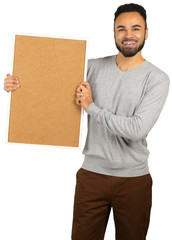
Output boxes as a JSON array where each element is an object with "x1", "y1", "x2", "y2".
[{"x1": 85, "y1": 102, "x2": 102, "y2": 119}]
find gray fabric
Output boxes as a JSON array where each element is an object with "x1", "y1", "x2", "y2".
[{"x1": 81, "y1": 55, "x2": 170, "y2": 177}]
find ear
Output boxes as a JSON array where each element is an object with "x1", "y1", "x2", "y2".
[{"x1": 145, "y1": 28, "x2": 148, "y2": 40}]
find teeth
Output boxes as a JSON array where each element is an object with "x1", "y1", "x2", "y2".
[{"x1": 123, "y1": 41, "x2": 136, "y2": 45}]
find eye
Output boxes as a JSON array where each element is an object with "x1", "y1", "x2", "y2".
[
  {"x1": 118, "y1": 29, "x2": 125, "y2": 32},
  {"x1": 133, "y1": 28, "x2": 140, "y2": 31}
]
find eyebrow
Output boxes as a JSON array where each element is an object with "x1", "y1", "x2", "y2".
[{"x1": 116, "y1": 24, "x2": 142, "y2": 29}]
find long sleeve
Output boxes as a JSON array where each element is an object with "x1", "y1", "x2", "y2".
[{"x1": 86, "y1": 76, "x2": 170, "y2": 142}]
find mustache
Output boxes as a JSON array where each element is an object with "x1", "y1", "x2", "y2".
[{"x1": 122, "y1": 38, "x2": 138, "y2": 42}]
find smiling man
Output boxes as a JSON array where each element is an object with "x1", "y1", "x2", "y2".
[
  {"x1": 115, "y1": 12, "x2": 147, "y2": 58},
  {"x1": 71, "y1": 3, "x2": 170, "y2": 240}
]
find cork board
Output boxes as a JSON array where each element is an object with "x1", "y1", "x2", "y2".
[{"x1": 8, "y1": 34, "x2": 87, "y2": 147}]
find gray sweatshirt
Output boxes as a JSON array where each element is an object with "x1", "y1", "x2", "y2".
[{"x1": 81, "y1": 55, "x2": 170, "y2": 177}]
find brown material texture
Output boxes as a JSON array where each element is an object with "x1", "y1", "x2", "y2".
[
  {"x1": 72, "y1": 168, "x2": 152, "y2": 240},
  {"x1": 8, "y1": 35, "x2": 86, "y2": 147}
]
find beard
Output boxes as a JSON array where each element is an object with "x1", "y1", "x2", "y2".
[{"x1": 115, "y1": 37, "x2": 146, "y2": 57}]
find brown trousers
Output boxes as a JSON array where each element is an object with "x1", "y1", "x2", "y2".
[{"x1": 71, "y1": 168, "x2": 152, "y2": 240}]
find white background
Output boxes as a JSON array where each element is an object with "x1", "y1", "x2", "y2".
[{"x1": 0, "y1": 0, "x2": 171, "y2": 239}]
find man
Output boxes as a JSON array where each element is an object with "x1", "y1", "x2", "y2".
[
  {"x1": 4, "y1": 3, "x2": 170, "y2": 240},
  {"x1": 73, "y1": 3, "x2": 170, "y2": 240}
]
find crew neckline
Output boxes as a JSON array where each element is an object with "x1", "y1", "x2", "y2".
[{"x1": 112, "y1": 55, "x2": 148, "y2": 74}]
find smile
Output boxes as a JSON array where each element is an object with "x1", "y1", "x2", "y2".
[{"x1": 123, "y1": 41, "x2": 136, "y2": 45}]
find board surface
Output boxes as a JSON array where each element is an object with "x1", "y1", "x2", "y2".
[{"x1": 8, "y1": 34, "x2": 86, "y2": 147}]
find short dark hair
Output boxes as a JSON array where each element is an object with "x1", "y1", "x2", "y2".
[{"x1": 114, "y1": 3, "x2": 147, "y2": 29}]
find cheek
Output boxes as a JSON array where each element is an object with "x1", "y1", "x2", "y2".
[
  {"x1": 137, "y1": 31, "x2": 145, "y2": 40},
  {"x1": 138, "y1": 34, "x2": 146, "y2": 43},
  {"x1": 115, "y1": 33, "x2": 124, "y2": 42}
]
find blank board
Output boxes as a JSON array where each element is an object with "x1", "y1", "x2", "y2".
[{"x1": 8, "y1": 34, "x2": 87, "y2": 147}]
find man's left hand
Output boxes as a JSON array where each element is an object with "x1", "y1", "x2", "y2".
[{"x1": 75, "y1": 81, "x2": 94, "y2": 111}]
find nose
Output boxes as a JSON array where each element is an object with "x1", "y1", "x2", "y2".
[{"x1": 124, "y1": 29, "x2": 134, "y2": 38}]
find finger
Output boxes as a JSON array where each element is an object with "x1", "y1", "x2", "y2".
[
  {"x1": 4, "y1": 82, "x2": 19, "y2": 88},
  {"x1": 76, "y1": 93, "x2": 84, "y2": 101},
  {"x1": 6, "y1": 74, "x2": 18, "y2": 80},
  {"x1": 5, "y1": 76, "x2": 19, "y2": 84},
  {"x1": 80, "y1": 81, "x2": 90, "y2": 89},
  {"x1": 5, "y1": 75, "x2": 18, "y2": 80},
  {"x1": 76, "y1": 92, "x2": 86, "y2": 97},
  {"x1": 4, "y1": 82, "x2": 20, "y2": 90},
  {"x1": 4, "y1": 78, "x2": 19, "y2": 84},
  {"x1": 6, "y1": 74, "x2": 12, "y2": 78},
  {"x1": 76, "y1": 84, "x2": 87, "y2": 93},
  {"x1": 5, "y1": 83, "x2": 19, "y2": 89},
  {"x1": 6, "y1": 77, "x2": 19, "y2": 82},
  {"x1": 4, "y1": 77, "x2": 20, "y2": 86},
  {"x1": 4, "y1": 86, "x2": 18, "y2": 92},
  {"x1": 76, "y1": 98, "x2": 82, "y2": 105},
  {"x1": 76, "y1": 86, "x2": 82, "y2": 93}
]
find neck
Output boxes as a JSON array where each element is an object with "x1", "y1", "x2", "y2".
[{"x1": 116, "y1": 52, "x2": 145, "y2": 72}]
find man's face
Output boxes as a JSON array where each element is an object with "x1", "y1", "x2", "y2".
[{"x1": 114, "y1": 11, "x2": 148, "y2": 57}]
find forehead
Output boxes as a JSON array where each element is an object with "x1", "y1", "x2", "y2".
[{"x1": 115, "y1": 11, "x2": 145, "y2": 28}]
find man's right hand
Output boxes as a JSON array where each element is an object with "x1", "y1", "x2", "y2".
[{"x1": 4, "y1": 74, "x2": 20, "y2": 92}]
